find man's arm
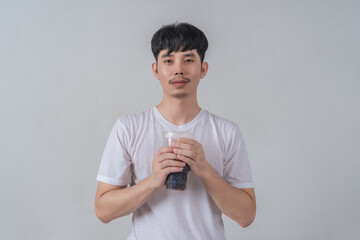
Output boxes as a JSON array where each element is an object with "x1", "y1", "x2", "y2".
[
  {"x1": 173, "y1": 138, "x2": 256, "y2": 227},
  {"x1": 95, "y1": 178, "x2": 156, "y2": 223},
  {"x1": 200, "y1": 166, "x2": 256, "y2": 227},
  {"x1": 95, "y1": 146, "x2": 185, "y2": 223}
]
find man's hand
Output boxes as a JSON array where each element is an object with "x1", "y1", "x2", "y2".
[
  {"x1": 149, "y1": 146, "x2": 186, "y2": 188},
  {"x1": 172, "y1": 138, "x2": 256, "y2": 227},
  {"x1": 172, "y1": 138, "x2": 211, "y2": 178}
]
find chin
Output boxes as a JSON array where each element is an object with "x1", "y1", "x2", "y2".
[{"x1": 172, "y1": 93, "x2": 188, "y2": 98}]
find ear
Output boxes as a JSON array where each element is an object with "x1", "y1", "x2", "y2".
[
  {"x1": 200, "y1": 62, "x2": 208, "y2": 79},
  {"x1": 152, "y1": 62, "x2": 159, "y2": 80}
]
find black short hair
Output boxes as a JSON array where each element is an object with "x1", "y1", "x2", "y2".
[{"x1": 151, "y1": 22, "x2": 208, "y2": 62}]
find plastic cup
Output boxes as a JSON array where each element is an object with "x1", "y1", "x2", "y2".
[{"x1": 163, "y1": 132, "x2": 194, "y2": 190}]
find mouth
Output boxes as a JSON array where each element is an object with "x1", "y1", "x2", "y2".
[{"x1": 169, "y1": 77, "x2": 190, "y2": 88}]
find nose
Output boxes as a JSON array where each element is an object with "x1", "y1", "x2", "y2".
[{"x1": 174, "y1": 61, "x2": 184, "y2": 76}]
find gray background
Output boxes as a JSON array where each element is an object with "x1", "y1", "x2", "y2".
[{"x1": 1, "y1": 0, "x2": 359, "y2": 239}]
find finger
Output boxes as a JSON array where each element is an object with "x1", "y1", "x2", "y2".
[
  {"x1": 176, "y1": 154, "x2": 194, "y2": 166},
  {"x1": 172, "y1": 141, "x2": 192, "y2": 150},
  {"x1": 157, "y1": 153, "x2": 178, "y2": 163},
  {"x1": 177, "y1": 137, "x2": 198, "y2": 145},
  {"x1": 164, "y1": 166, "x2": 186, "y2": 175},
  {"x1": 173, "y1": 148, "x2": 197, "y2": 160},
  {"x1": 160, "y1": 159, "x2": 186, "y2": 170},
  {"x1": 155, "y1": 146, "x2": 174, "y2": 157}
]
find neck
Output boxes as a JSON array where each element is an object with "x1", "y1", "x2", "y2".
[{"x1": 156, "y1": 95, "x2": 201, "y2": 126}]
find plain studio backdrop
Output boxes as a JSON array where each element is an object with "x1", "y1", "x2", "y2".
[{"x1": 1, "y1": 0, "x2": 359, "y2": 239}]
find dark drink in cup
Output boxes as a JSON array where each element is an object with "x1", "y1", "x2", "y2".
[{"x1": 163, "y1": 132, "x2": 194, "y2": 190}]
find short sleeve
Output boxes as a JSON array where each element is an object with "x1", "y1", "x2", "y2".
[
  {"x1": 96, "y1": 119, "x2": 132, "y2": 186},
  {"x1": 223, "y1": 125, "x2": 254, "y2": 189}
]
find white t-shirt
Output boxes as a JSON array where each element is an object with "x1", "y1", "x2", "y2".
[{"x1": 97, "y1": 107, "x2": 254, "y2": 240}]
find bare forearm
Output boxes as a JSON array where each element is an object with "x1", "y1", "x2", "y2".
[
  {"x1": 96, "y1": 177, "x2": 157, "y2": 223},
  {"x1": 201, "y1": 166, "x2": 256, "y2": 227}
]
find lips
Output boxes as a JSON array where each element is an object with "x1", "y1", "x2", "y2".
[
  {"x1": 169, "y1": 77, "x2": 190, "y2": 88},
  {"x1": 172, "y1": 81, "x2": 188, "y2": 87}
]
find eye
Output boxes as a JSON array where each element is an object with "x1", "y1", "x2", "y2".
[
  {"x1": 164, "y1": 59, "x2": 172, "y2": 64},
  {"x1": 185, "y1": 59, "x2": 194, "y2": 63}
]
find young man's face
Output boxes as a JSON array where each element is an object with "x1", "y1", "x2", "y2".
[{"x1": 152, "y1": 49, "x2": 208, "y2": 99}]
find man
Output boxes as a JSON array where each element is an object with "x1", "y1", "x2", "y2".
[{"x1": 95, "y1": 22, "x2": 256, "y2": 240}]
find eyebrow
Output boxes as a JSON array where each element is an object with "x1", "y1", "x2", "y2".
[
  {"x1": 160, "y1": 52, "x2": 173, "y2": 59},
  {"x1": 160, "y1": 52, "x2": 196, "y2": 59},
  {"x1": 183, "y1": 52, "x2": 196, "y2": 58}
]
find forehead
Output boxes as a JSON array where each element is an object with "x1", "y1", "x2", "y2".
[{"x1": 158, "y1": 49, "x2": 200, "y2": 58}]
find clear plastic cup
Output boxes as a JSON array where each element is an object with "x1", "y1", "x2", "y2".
[{"x1": 163, "y1": 132, "x2": 194, "y2": 190}]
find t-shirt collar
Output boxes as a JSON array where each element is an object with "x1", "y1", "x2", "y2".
[{"x1": 153, "y1": 106, "x2": 204, "y2": 130}]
